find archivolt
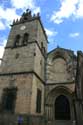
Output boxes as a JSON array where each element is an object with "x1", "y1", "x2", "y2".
[{"x1": 45, "y1": 86, "x2": 73, "y2": 105}]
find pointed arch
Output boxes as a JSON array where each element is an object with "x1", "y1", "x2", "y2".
[
  {"x1": 55, "y1": 95, "x2": 71, "y2": 120},
  {"x1": 22, "y1": 33, "x2": 29, "y2": 45},
  {"x1": 14, "y1": 34, "x2": 21, "y2": 47}
]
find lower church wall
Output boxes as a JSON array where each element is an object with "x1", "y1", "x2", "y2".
[
  {"x1": 0, "y1": 114, "x2": 46, "y2": 125},
  {"x1": 0, "y1": 74, "x2": 33, "y2": 114},
  {"x1": 30, "y1": 74, "x2": 45, "y2": 115}
]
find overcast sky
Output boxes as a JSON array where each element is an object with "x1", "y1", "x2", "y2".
[{"x1": 0, "y1": 0, "x2": 83, "y2": 58}]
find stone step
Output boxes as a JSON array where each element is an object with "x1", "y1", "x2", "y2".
[{"x1": 47, "y1": 120, "x2": 75, "y2": 125}]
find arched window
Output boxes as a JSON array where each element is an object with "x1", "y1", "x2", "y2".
[
  {"x1": 55, "y1": 95, "x2": 71, "y2": 120},
  {"x1": 22, "y1": 33, "x2": 29, "y2": 45},
  {"x1": 14, "y1": 34, "x2": 21, "y2": 47}
]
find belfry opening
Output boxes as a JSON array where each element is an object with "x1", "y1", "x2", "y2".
[{"x1": 55, "y1": 95, "x2": 71, "y2": 120}]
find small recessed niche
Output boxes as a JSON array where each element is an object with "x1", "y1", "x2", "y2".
[
  {"x1": 15, "y1": 53, "x2": 19, "y2": 59},
  {"x1": 40, "y1": 60, "x2": 42, "y2": 65},
  {"x1": 34, "y1": 52, "x2": 36, "y2": 56}
]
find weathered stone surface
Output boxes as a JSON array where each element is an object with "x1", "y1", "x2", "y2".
[
  {"x1": 0, "y1": 44, "x2": 35, "y2": 73},
  {"x1": 0, "y1": 9, "x2": 82, "y2": 125},
  {"x1": 46, "y1": 48, "x2": 76, "y2": 83},
  {"x1": 0, "y1": 114, "x2": 46, "y2": 125}
]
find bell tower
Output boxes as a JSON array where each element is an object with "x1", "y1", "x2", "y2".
[{"x1": 0, "y1": 9, "x2": 47, "y2": 125}]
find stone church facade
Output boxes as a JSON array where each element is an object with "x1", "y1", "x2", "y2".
[{"x1": 0, "y1": 9, "x2": 83, "y2": 125}]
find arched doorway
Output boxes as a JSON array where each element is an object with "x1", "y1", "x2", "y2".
[{"x1": 55, "y1": 95, "x2": 71, "y2": 120}]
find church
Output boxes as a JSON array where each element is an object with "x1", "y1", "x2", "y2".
[{"x1": 0, "y1": 9, "x2": 83, "y2": 125}]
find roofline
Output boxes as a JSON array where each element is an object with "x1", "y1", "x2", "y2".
[
  {"x1": 38, "y1": 17, "x2": 48, "y2": 43},
  {"x1": 47, "y1": 47, "x2": 74, "y2": 55}
]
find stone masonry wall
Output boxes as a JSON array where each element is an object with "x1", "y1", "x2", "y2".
[
  {"x1": 46, "y1": 58, "x2": 71, "y2": 83},
  {"x1": 6, "y1": 20, "x2": 38, "y2": 47},
  {"x1": 0, "y1": 43, "x2": 35, "y2": 74},
  {"x1": 37, "y1": 20, "x2": 47, "y2": 52},
  {"x1": 0, "y1": 74, "x2": 33, "y2": 114},
  {"x1": 30, "y1": 74, "x2": 45, "y2": 115},
  {"x1": 34, "y1": 44, "x2": 45, "y2": 80}
]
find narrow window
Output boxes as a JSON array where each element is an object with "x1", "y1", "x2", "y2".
[
  {"x1": 41, "y1": 42, "x2": 46, "y2": 54},
  {"x1": 2, "y1": 88, "x2": 17, "y2": 113},
  {"x1": 41, "y1": 42, "x2": 43, "y2": 48},
  {"x1": 14, "y1": 34, "x2": 20, "y2": 47},
  {"x1": 22, "y1": 33, "x2": 29, "y2": 45},
  {"x1": 36, "y1": 89, "x2": 42, "y2": 113}
]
